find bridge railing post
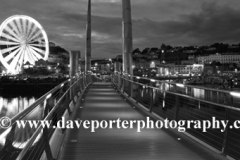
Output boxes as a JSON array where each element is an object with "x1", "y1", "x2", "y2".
[
  {"x1": 149, "y1": 82, "x2": 154, "y2": 112},
  {"x1": 118, "y1": 73, "x2": 121, "y2": 89},
  {"x1": 80, "y1": 75, "x2": 83, "y2": 92},
  {"x1": 221, "y1": 93, "x2": 232, "y2": 156},
  {"x1": 136, "y1": 79, "x2": 140, "y2": 104},
  {"x1": 80, "y1": 75, "x2": 84, "y2": 90},
  {"x1": 119, "y1": 74, "x2": 123, "y2": 91},
  {"x1": 43, "y1": 98, "x2": 55, "y2": 160},
  {"x1": 0, "y1": 123, "x2": 16, "y2": 158},
  {"x1": 127, "y1": 75, "x2": 131, "y2": 97},
  {"x1": 121, "y1": 75, "x2": 124, "y2": 93},
  {"x1": 116, "y1": 73, "x2": 118, "y2": 84},
  {"x1": 42, "y1": 127, "x2": 54, "y2": 160},
  {"x1": 122, "y1": 75, "x2": 126, "y2": 93},
  {"x1": 174, "y1": 94, "x2": 180, "y2": 121}
]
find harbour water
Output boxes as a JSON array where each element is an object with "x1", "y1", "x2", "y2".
[
  {"x1": 1, "y1": 82, "x2": 240, "y2": 118},
  {"x1": 0, "y1": 93, "x2": 43, "y2": 119}
]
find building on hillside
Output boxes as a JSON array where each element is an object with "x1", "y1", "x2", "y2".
[
  {"x1": 48, "y1": 54, "x2": 62, "y2": 63},
  {"x1": 49, "y1": 42, "x2": 56, "y2": 47},
  {"x1": 160, "y1": 51, "x2": 188, "y2": 64},
  {"x1": 157, "y1": 64, "x2": 204, "y2": 76},
  {"x1": 197, "y1": 53, "x2": 240, "y2": 64}
]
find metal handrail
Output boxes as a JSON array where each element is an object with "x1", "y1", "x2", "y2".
[
  {"x1": 10, "y1": 80, "x2": 69, "y2": 124},
  {"x1": 16, "y1": 77, "x2": 88, "y2": 160},
  {"x1": 119, "y1": 76, "x2": 240, "y2": 112},
  {"x1": 117, "y1": 72, "x2": 240, "y2": 94},
  {"x1": 0, "y1": 73, "x2": 92, "y2": 160},
  {"x1": 114, "y1": 74, "x2": 240, "y2": 158}
]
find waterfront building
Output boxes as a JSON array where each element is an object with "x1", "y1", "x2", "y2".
[
  {"x1": 48, "y1": 54, "x2": 62, "y2": 63},
  {"x1": 157, "y1": 64, "x2": 204, "y2": 76},
  {"x1": 161, "y1": 51, "x2": 188, "y2": 64},
  {"x1": 197, "y1": 53, "x2": 240, "y2": 64},
  {"x1": 49, "y1": 42, "x2": 56, "y2": 47}
]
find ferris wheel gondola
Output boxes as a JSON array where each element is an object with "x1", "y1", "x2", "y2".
[{"x1": 0, "y1": 15, "x2": 49, "y2": 74}]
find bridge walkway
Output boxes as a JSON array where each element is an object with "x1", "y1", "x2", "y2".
[{"x1": 57, "y1": 82, "x2": 224, "y2": 160}]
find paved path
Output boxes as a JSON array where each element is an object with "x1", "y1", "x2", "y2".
[{"x1": 58, "y1": 82, "x2": 224, "y2": 160}]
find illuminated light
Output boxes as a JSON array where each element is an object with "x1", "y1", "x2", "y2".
[
  {"x1": 68, "y1": 79, "x2": 71, "y2": 82},
  {"x1": 136, "y1": 76, "x2": 140, "y2": 79},
  {"x1": 60, "y1": 83, "x2": 64, "y2": 87},
  {"x1": 46, "y1": 94, "x2": 52, "y2": 99},
  {"x1": 128, "y1": 74, "x2": 131, "y2": 77},
  {"x1": 176, "y1": 83, "x2": 184, "y2": 87},
  {"x1": 0, "y1": 15, "x2": 49, "y2": 74},
  {"x1": 230, "y1": 92, "x2": 240, "y2": 97},
  {"x1": 150, "y1": 79, "x2": 156, "y2": 82}
]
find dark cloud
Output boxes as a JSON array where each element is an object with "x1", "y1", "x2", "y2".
[
  {"x1": 0, "y1": 0, "x2": 240, "y2": 59},
  {"x1": 132, "y1": 1, "x2": 240, "y2": 49}
]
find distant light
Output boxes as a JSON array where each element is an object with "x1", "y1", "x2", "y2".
[
  {"x1": 46, "y1": 94, "x2": 52, "y2": 99},
  {"x1": 230, "y1": 92, "x2": 240, "y2": 97},
  {"x1": 150, "y1": 79, "x2": 156, "y2": 82},
  {"x1": 61, "y1": 83, "x2": 64, "y2": 87},
  {"x1": 176, "y1": 83, "x2": 184, "y2": 87},
  {"x1": 136, "y1": 76, "x2": 140, "y2": 79}
]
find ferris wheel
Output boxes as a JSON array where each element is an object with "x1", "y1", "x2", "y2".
[{"x1": 0, "y1": 15, "x2": 49, "y2": 74}]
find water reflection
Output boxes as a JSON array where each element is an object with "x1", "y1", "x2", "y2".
[
  {"x1": 0, "y1": 96, "x2": 39, "y2": 118},
  {"x1": 0, "y1": 94, "x2": 46, "y2": 149},
  {"x1": 144, "y1": 81, "x2": 240, "y2": 107},
  {"x1": 192, "y1": 88, "x2": 205, "y2": 99}
]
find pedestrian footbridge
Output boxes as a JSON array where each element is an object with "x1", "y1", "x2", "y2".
[{"x1": 0, "y1": 74, "x2": 239, "y2": 160}]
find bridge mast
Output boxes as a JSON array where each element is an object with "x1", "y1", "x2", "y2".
[
  {"x1": 85, "y1": 0, "x2": 91, "y2": 73},
  {"x1": 122, "y1": 0, "x2": 133, "y2": 75}
]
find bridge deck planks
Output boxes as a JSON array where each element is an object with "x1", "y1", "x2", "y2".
[{"x1": 57, "y1": 82, "x2": 224, "y2": 160}]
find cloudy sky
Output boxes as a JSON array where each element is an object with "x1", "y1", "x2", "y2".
[{"x1": 1, "y1": 0, "x2": 240, "y2": 59}]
